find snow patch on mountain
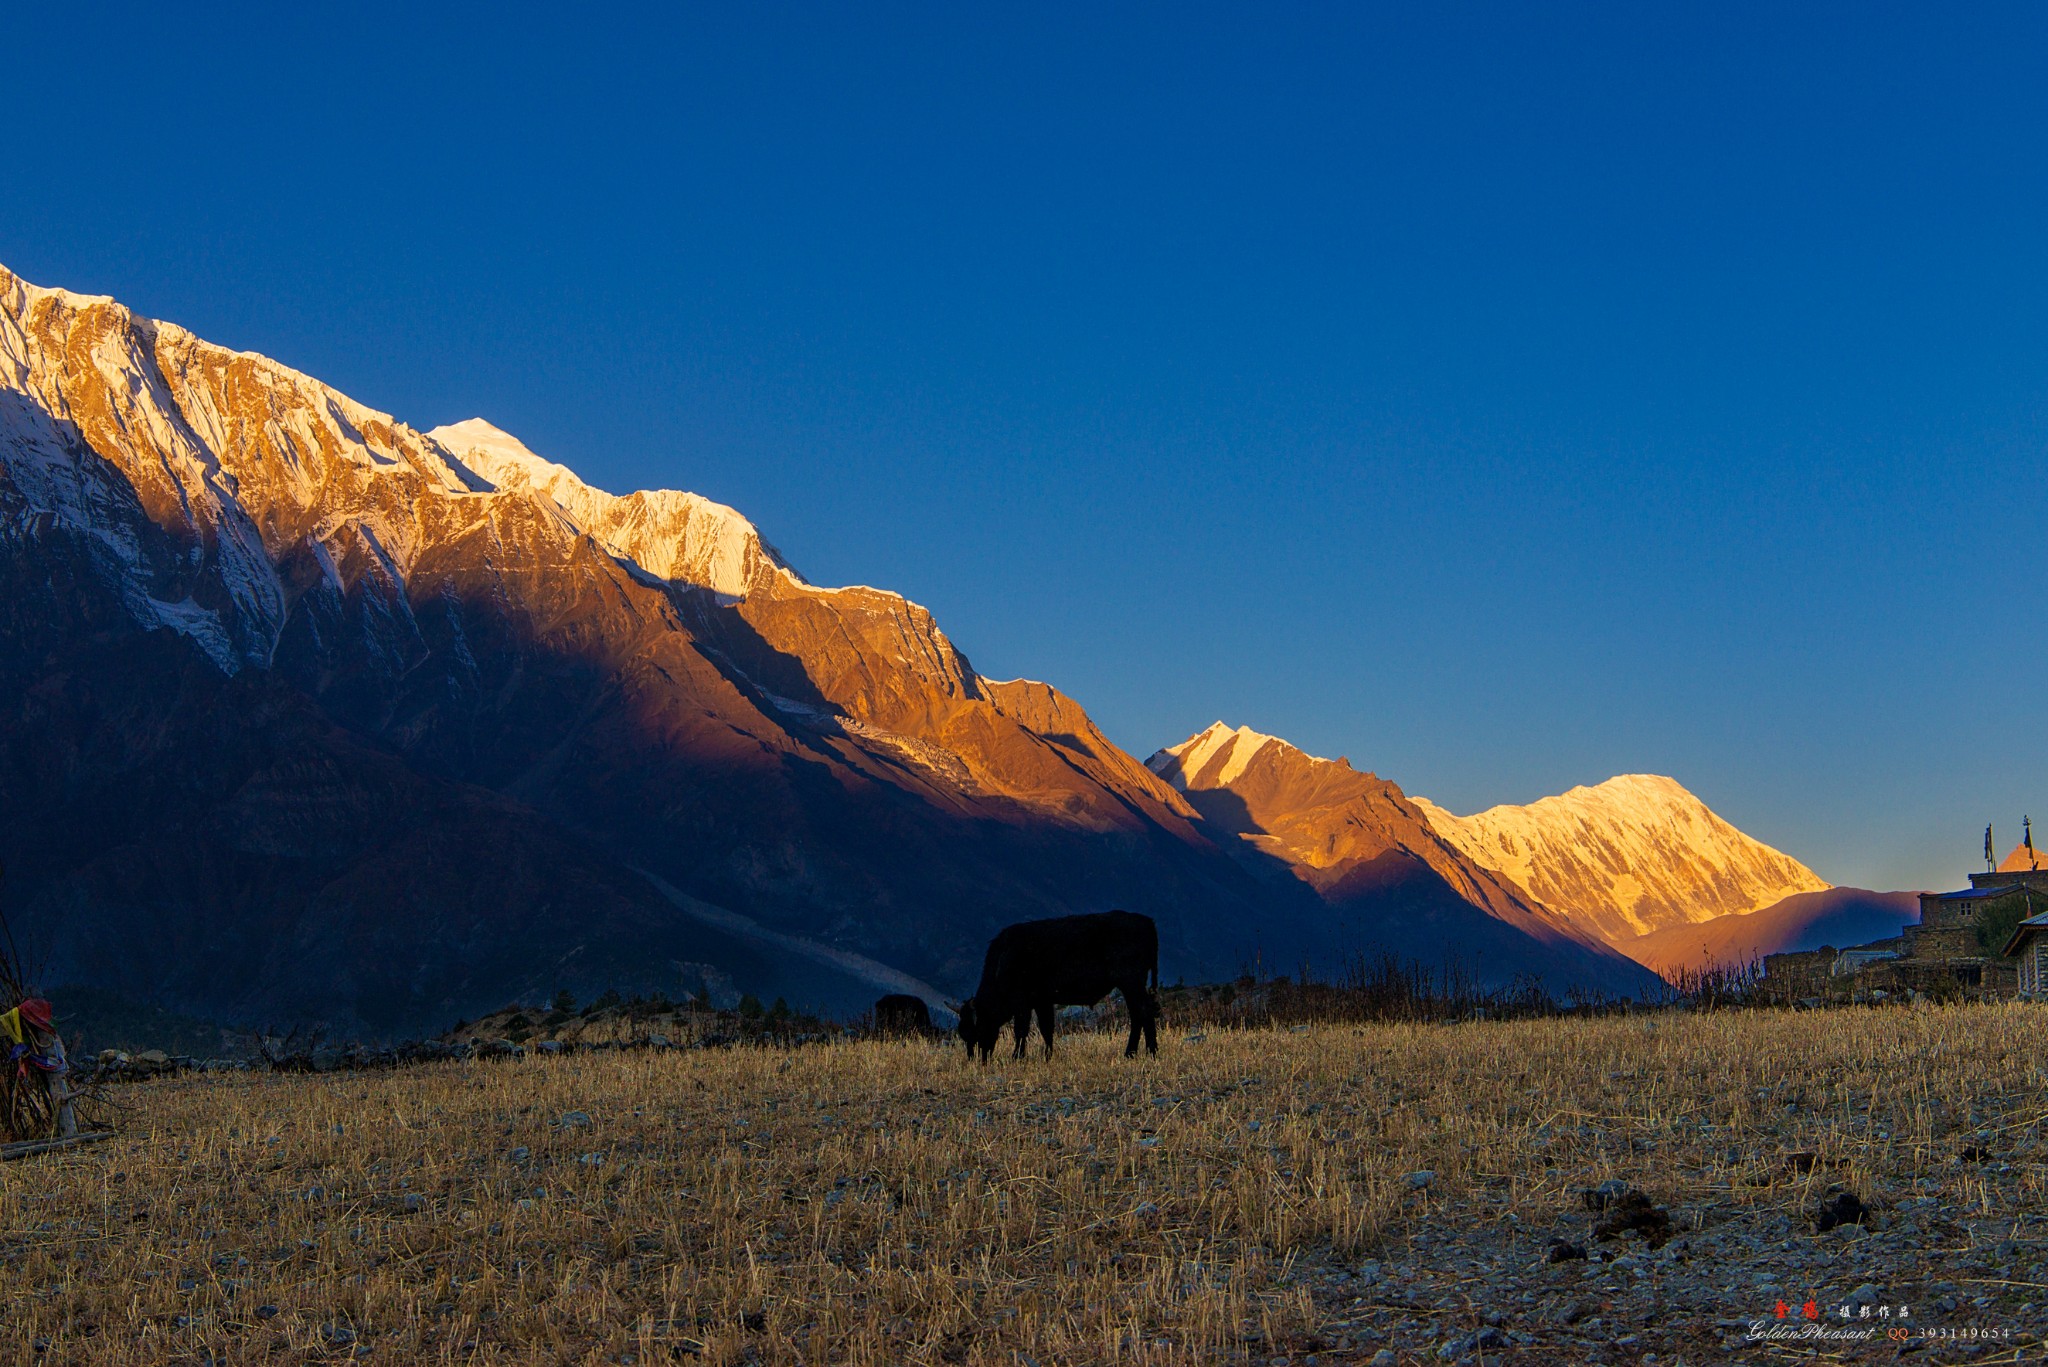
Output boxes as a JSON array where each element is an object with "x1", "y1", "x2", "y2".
[
  {"x1": 1149, "y1": 721, "x2": 1331, "y2": 791},
  {"x1": 1410, "y1": 775, "x2": 1829, "y2": 942},
  {"x1": 429, "y1": 418, "x2": 796, "y2": 601}
]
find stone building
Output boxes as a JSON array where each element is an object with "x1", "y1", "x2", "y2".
[{"x1": 1759, "y1": 945, "x2": 1837, "y2": 998}]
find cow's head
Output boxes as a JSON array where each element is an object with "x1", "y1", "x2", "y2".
[{"x1": 955, "y1": 997, "x2": 994, "y2": 1059}]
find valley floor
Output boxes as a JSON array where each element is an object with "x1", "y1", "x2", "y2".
[{"x1": 2, "y1": 1006, "x2": 2044, "y2": 1364}]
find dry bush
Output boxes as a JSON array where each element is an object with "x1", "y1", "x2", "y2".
[
  {"x1": 1160, "y1": 955, "x2": 1561, "y2": 1032},
  {"x1": 1657, "y1": 957, "x2": 1764, "y2": 1009},
  {"x1": 1, "y1": 1001, "x2": 2042, "y2": 1363}
]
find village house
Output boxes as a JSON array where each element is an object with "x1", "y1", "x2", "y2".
[{"x1": 2006, "y1": 912, "x2": 2048, "y2": 996}]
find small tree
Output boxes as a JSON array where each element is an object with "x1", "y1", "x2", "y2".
[
  {"x1": 552, "y1": 989, "x2": 576, "y2": 1015},
  {"x1": 1977, "y1": 892, "x2": 2035, "y2": 958},
  {"x1": 736, "y1": 993, "x2": 764, "y2": 1020}
]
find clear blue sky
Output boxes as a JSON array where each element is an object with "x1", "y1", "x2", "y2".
[{"x1": 8, "y1": 5, "x2": 2045, "y2": 891}]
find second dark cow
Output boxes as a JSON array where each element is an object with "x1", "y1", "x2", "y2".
[
  {"x1": 957, "y1": 910, "x2": 1159, "y2": 1061},
  {"x1": 873, "y1": 993, "x2": 936, "y2": 1037}
]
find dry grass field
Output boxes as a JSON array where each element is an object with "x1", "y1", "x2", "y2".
[{"x1": 3, "y1": 1002, "x2": 2045, "y2": 1365}]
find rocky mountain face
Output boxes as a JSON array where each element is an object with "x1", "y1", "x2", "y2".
[
  {"x1": 0, "y1": 265, "x2": 1340, "y2": 1036},
  {"x1": 1409, "y1": 776, "x2": 1830, "y2": 946},
  {"x1": 1146, "y1": 725, "x2": 1662, "y2": 999}
]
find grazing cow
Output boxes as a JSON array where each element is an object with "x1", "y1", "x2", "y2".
[
  {"x1": 873, "y1": 993, "x2": 935, "y2": 1037},
  {"x1": 957, "y1": 910, "x2": 1159, "y2": 1061}
]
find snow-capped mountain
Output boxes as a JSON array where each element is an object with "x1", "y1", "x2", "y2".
[
  {"x1": 1409, "y1": 775, "x2": 1830, "y2": 945},
  {"x1": 0, "y1": 263, "x2": 1318, "y2": 1033},
  {"x1": 1147, "y1": 724, "x2": 1663, "y2": 998}
]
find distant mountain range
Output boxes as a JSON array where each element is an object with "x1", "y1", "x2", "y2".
[{"x1": 0, "y1": 263, "x2": 1870, "y2": 1033}]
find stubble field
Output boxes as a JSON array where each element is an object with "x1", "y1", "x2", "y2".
[{"x1": 3, "y1": 1003, "x2": 2044, "y2": 1365}]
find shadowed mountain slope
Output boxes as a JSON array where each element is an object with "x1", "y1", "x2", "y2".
[{"x1": 1624, "y1": 888, "x2": 1920, "y2": 977}]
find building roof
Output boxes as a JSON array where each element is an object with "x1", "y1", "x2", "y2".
[
  {"x1": 1931, "y1": 884, "x2": 2024, "y2": 901},
  {"x1": 2002, "y1": 911, "x2": 2048, "y2": 958}
]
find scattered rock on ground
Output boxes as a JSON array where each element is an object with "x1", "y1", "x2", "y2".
[
  {"x1": 1813, "y1": 1189, "x2": 1868, "y2": 1231},
  {"x1": 1545, "y1": 1238, "x2": 1587, "y2": 1263},
  {"x1": 1591, "y1": 1191, "x2": 1672, "y2": 1248}
]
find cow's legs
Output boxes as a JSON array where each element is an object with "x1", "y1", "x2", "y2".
[
  {"x1": 1120, "y1": 981, "x2": 1158, "y2": 1057},
  {"x1": 1035, "y1": 1002, "x2": 1056, "y2": 1058},
  {"x1": 1011, "y1": 1010, "x2": 1032, "y2": 1059}
]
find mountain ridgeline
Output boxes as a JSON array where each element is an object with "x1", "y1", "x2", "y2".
[{"x1": 0, "y1": 264, "x2": 1819, "y2": 1034}]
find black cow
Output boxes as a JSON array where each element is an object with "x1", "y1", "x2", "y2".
[
  {"x1": 873, "y1": 993, "x2": 936, "y2": 1037},
  {"x1": 957, "y1": 910, "x2": 1159, "y2": 1061}
]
